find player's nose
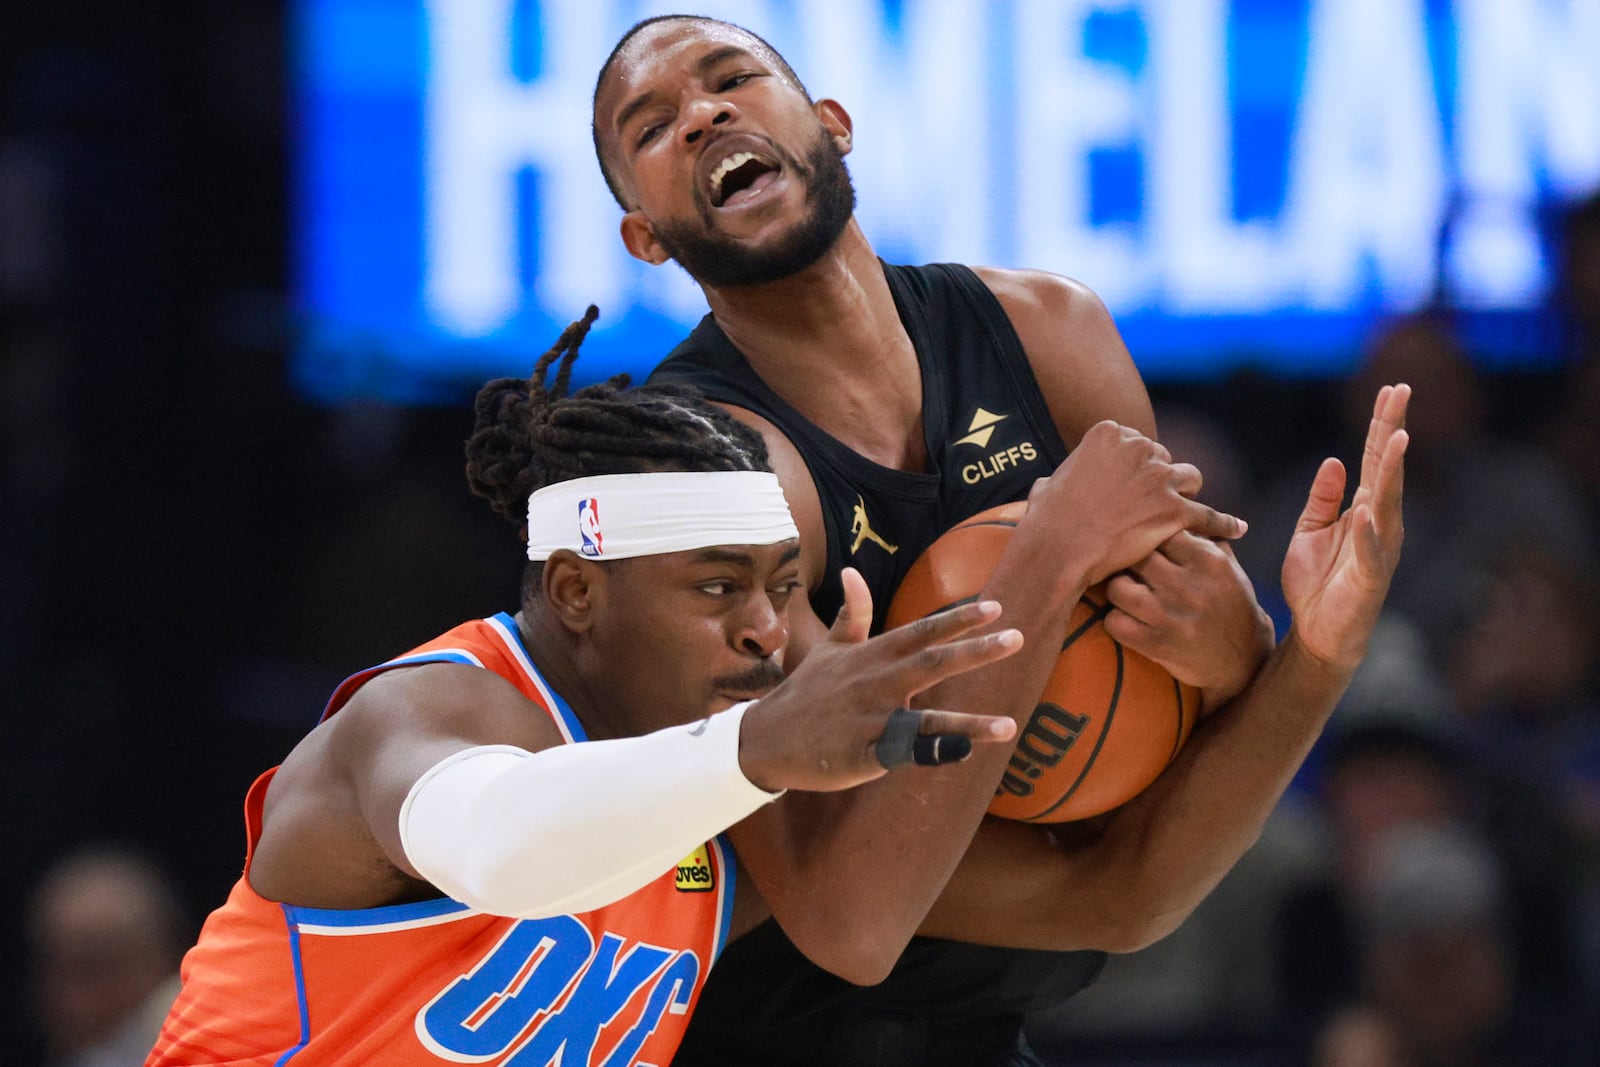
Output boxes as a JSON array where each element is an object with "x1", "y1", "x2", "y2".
[
  {"x1": 681, "y1": 96, "x2": 736, "y2": 146},
  {"x1": 733, "y1": 593, "x2": 787, "y2": 658}
]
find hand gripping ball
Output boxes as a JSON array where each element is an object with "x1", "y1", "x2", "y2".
[{"x1": 886, "y1": 503, "x2": 1200, "y2": 823}]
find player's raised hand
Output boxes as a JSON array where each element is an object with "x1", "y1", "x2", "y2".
[
  {"x1": 1281, "y1": 383, "x2": 1410, "y2": 672},
  {"x1": 738, "y1": 567, "x2": 1020, "y2": 792}
]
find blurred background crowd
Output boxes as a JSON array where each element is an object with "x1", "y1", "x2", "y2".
[{"x1": 4, "y1": 3, "x2": 1600, "y2": 1065}]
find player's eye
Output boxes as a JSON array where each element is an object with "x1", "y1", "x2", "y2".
[{"x1": 770, "y1": 577, "x2": 803, "y2": 597}]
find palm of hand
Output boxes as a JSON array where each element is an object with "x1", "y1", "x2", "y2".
[{"x1": 1281, "y1": 385, "x2": 1410, "y2": 671}]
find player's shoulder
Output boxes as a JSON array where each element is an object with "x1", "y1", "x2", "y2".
[
  {"x1": 967, "y1": 265, "x2": 1113, "y2": 329},
  {"x1": 329, "y1": 660, "x2": 559, "y2": 759},
  {"x1": 701, "y1": 402, "x2": 801, "y2": 471},
  {"x1": 965, "y1": 266, "x2": 1153, "y2": 442}
]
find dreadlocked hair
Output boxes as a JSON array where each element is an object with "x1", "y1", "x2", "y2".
[{"x1": 465, "y1": 305, "x2": 772, "y2": 540}]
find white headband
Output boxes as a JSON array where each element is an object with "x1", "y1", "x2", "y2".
[{"x1": 525, "y1": 471, "x2": 799, "y2": 562}]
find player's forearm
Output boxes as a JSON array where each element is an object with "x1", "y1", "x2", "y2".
[
  {"x1": 917, "y1": 628, "x2": 1353, "y2": 954},
  {"x1": 1193, "y1": 602, "x2": 1276, "y2": 711},
  {"x1": 749, "y1": 552, "x2": 1088, "y2": 973},
  {"x1": 1079, "y1": 627, "x2": 1354, "y2": 947},
  {"x1": 400, "y1": 705, "x2": 780, "y2": 918},
  {"x1": 963, "y1": 530, "x2": 1096, "y2": 731},
  {"x1": 885, "y1": 537, "x2": 1100, "y2": 832}
]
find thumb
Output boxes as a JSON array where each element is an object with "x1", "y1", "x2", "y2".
[
  {"x1": 1295, "y1": 457, "x2": 1348, "y2": 534},
  {"x1": 829, "y1": 567, "x2": 874, "y2": 646}
]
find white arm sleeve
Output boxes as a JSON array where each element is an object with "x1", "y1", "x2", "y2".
[{"x1": 397, "y1": 701, "x2": 781, "y2": 918}]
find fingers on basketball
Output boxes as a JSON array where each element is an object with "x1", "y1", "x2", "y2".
[{"x1": 886, "y1": 504, "x2": 1201, "y2": 823}]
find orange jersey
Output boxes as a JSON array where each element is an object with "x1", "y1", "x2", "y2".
[{"x1": 150, "y1": 612, "x2": 738, "y2": 1066}]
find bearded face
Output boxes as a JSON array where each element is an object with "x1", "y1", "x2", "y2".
[{"x1": 649, "y1": 127, "x2": 856, "y2": 289}]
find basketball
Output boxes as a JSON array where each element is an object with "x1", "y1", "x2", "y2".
[{"x1": 885, "y1": 502, "x2": 1200, "y2": 823}]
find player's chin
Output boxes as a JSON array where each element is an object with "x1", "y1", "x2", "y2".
[{"x1": 711, "y1": 193, "x2": 804, "y2": 242}]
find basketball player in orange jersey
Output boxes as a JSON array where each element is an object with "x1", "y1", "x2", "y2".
[
  {"x1": 592, "y1": 15, "x2": 1411, "y2": 1066},
  {"x1": 146, "y1": 309, "x2": 1108, "y2": 1066}
]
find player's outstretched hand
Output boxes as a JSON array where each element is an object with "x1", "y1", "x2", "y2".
[
  {"x1": 1281, "y1": 383, "x2": 1410, "y2": 672},
  {"x1": 738, "y1": 568, "x2": 1020, "y2": 792},
  {"x1": 1021, "y1": 420, "x2": 1247, "y2": 588}
]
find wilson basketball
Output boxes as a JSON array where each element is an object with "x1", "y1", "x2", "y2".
[{"x1": 885, "y1": 502, "x2": 1200, "y2": 823}]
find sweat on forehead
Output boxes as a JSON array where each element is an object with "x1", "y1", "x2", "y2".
[
  {"x1": 590, "y1": 16, "x2": 812, "y2": 209},
  {"x1": 597, "y1": 16, "x2": 807, "y2": 102}
]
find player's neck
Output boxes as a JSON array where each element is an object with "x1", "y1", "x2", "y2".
[
  {"x1": 514, "y1": 609, "x2": 627, "y2": 741},
  {"x1": 701, "y1": 222, "x2": 922, "y2": 454},
  {"x1": 703, "y1": 222, "x2": 916, "y2": 393}
]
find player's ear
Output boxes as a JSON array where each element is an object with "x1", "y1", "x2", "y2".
[
  {"x1": 816, "y1": 99, "x2": 853, "y2": 156},
  {"x1": 543, "y1": 551, "x2": 602, "y2": 632},
  {"x1": 620, "y1": 211, "x2": 671, "y2": 266}
]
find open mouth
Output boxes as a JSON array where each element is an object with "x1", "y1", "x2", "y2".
[{"x1": 709, "y1": 151, "x2": 779, "y2": 208}]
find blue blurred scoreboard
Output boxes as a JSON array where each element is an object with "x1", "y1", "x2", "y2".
[{"x1": 294, "y1": 0, "x2": 1600, "y2": 403}]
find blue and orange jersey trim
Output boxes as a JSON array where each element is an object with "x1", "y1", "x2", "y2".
[{"x1": 149, "y1": 614, "x2": 737, "y2": 1066}]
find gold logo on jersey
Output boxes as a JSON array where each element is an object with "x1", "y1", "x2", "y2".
[
  {"x1": 955, "y1": 408, "x2": 1040, "y2": 483},
  {"x1": 850, "y1": 496, "x2": 899, "y2": 555},
  {"x1": 675, "y1": 845, "x2": 715, "y2": 892},
  {"x1": 961, "y1": 442, "x2": 1039, "y2": 484},
  {"x1": 954, "y1": 407, "x2": 1009, "y2": 448}
]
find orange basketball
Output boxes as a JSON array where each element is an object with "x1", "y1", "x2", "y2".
[{"x1": 885, "y1": 502, "x2": 1200, "y2": 823}]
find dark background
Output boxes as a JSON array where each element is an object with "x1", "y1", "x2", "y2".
[{"x1": 0, "y1": 4, "x2": 522, "y2": 1056}]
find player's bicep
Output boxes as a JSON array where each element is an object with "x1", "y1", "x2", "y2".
[
  {"x1": 973, "y1": 266, "x2": 1156, "y2": 444},
  {"x1": 330, "y1": 664, "x2": 566, "y2": 877}
]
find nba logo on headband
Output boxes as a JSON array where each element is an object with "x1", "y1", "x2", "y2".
[
  {"x1": 577, "y1": 498, "x2": 603, "y2": 557},
  {"x1": 526, "y1": 472, "x2": 799, "y2": 562}
]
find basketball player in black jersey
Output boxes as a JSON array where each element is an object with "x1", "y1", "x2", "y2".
[{"x1": 591, "y1": 16, "x2": 1410, "y2": 1067}]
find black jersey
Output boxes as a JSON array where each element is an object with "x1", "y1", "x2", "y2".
[
  {"x1": 648, "y1": 261, "x2": 1108, "y2": 1067},
  {"x1": 653, "y1": 261, "x2": 1071, "y2": 631}
]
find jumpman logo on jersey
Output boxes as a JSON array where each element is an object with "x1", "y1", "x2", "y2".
[{"x1": 850, "y1": 496, "x2": 899, "y2": 556}]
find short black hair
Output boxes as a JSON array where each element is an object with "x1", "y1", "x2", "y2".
[
  {"x1": 464, "y1": 305, "x2": 770, "y2": 537},
  {"x1": 591, "y1": 14, "x2": 811, "y2": 209}
]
